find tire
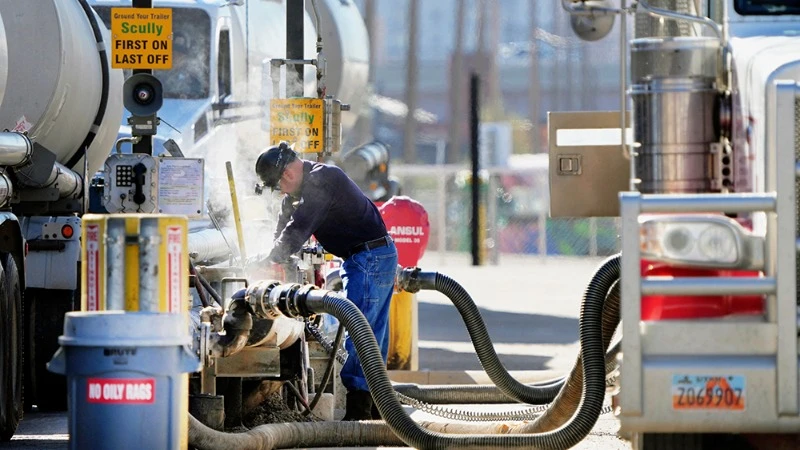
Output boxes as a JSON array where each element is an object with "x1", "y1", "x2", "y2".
[
  {"x1": 25, "y1": 288, "x2": 75, "y2": 412},
  {"x1": 634, "y1": 432, "x2": 704, "y2": 450},
  {"x1": 0, "y1": 258, "x2": 20, "y2": 441}
]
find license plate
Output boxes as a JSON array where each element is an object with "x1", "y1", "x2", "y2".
[{"x1": 671, "y1": 375, "x2": 745, "y2": 411}]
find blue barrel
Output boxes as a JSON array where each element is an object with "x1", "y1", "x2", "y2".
[{"x1": 48, "y1": 311, "x2": 200, "y2": 450}]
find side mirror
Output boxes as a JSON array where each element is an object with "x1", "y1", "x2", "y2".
[{"x1": 569, "y1": 0, "x2": 616, "y2": 42}]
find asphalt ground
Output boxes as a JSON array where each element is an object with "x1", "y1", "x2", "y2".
[{"x1": 2, "y1": 253, "x2": 632, "y2": 449}]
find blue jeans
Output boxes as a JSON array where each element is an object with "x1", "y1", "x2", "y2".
[{"x1": 339, "y1": 240, "x2": 398, "y2": 392}]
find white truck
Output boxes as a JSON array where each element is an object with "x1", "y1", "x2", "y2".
[
  {"x1": 87, "y1": 0, "x2": 369, "y2": 183},
  {"x1": 0, "y1": 0, "x2": 125, "y2": 436},
  {"x1": 552, "y1": 0, "x2": 800, "y2": 447}
]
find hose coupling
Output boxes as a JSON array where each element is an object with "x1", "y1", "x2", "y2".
[
  {"x1": 397, "y1": 266, "x2": 437, "y2": 292},
  {"x1": 280, "y1": 283, "x2": 319, "y2": 318},
  {"x1": 244, "y1": 279, "x2": 283, "y2": 319},
  {"x1": 397, "y1": 266, "x2": 422, "y2": 292},
  {"x1": 269, "y1": 282, "x2": 303, "y2": 318}
]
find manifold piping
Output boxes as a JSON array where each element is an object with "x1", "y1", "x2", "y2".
[{"x1": 189, "y1": 255, "x2": 620, "y2": 449}]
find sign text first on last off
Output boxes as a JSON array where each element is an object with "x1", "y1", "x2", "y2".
[{"x1": 111, "y1": 7, "x2": 173, "y2": 69}]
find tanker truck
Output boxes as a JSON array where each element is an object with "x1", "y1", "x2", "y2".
[
  {"x1": 552, "y1": 0, "x2": 800, "y2": 447},
  {"x1": 0, "y1": 0, "x2": 125, "y2": 439},
  {"x1": 0, "y1": 0, "x2": 372, "y2": 440},
  {"x1": 83, "y1": 0, "x2": 371, "y2": 264}
]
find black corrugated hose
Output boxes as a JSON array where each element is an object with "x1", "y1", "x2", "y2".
[
  {"x1": 392, "y1": 337, "x2": 619, "y2": 405},
  {"x1": 431, "y1": 272, "x2": 567, "y2": 403},
  {"x1": 393, "y1": 270, "x2": 619, "y2": 406},
  {"x1": 298, "y1": 253, "x2": 621, "y2": 449}
]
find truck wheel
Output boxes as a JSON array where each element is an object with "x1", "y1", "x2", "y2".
[
  {"x1": 25, "y1": 288, "x2": 74, "y2": 412},
  {"x1": 0, "y1": 259, "x2": 21, "y2": 441},
  {"x1": 634, "y1": 432, "x2": 704, "y2": 450}
]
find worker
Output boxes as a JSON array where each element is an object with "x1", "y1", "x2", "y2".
[{"x1": 255, "y1": 141, "x2": 398, "y2": 421}]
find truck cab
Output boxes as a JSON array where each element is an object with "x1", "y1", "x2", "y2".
[{"x1": 552, "y1": 0, "x2": 800, "y2": 447}]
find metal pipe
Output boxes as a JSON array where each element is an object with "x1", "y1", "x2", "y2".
[
  {"x1": 138, "y1": 218, "x2": 161, "y2": 312},
  {"x1": 47, "y1": 162, "x2": 83, "y2": 199},
  {"x1": 0, "y1": 132, "x2": 32, "y2": 166},
  {"x1": 0, "y1": 171, "x2": 14, "y2": 208},
  {"x1": 402, "y1": 0, "x2": 419, "y2": 163},
  {"x1": 286, "y1": 0, "x2": 304, "y2": 97},
  {"x1": 641, "y1": 276, "x2": 776, "y2": 296},
  {"x1": 16, "y1": 161, "x2": 84, "y2": 199},
  {"x1": 225, "y1": 161, "x2": 247, "y2": 261},
  {"x1": 470, "y1": 73, "x2": 480, "y2": 266},
  {"x1": 270, "y1": 60, "x2": 281, "y2": 98},
  {"x1": 447, "y1": 0, "x2": 466, "y2": 163},
  {"x1": 636, "y1": 0, "x2": 722, "y2": 39},
  {"x1": 621, "y1": 0, "x2": 635, "y2": 190},
  {"x1": 106, "y1": 218, "x2": 127, "y2": 310},
  {"x1": 114, "y1": 135, "x2": 142, "y2": 154},
  {"x1": 188, "y1": 227, "x2": 238, "y2": 263},
  {"x1": 639, "y1": 193, "x2": 776, "y2": 213}
]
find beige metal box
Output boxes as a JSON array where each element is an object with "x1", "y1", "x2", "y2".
[{"x1": 548, "y1": 111, "x2": 630, "y2": 217}]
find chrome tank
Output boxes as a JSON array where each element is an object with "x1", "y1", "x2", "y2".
[
  {"x1": 314, "y1": 0, "x2": 370, "y2": 133},
  {"x1": 629, "y1": 37, "x2": 721, "y2": 193},
  {"x1": 0, "y1": 1, "x2": 123, "y2": 173}
]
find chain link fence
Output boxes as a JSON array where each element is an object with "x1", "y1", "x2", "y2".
[{"x1": 391, "y1": 163, "x2": 621, "y2": 263}]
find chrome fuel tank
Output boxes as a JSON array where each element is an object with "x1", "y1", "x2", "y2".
[{"x1": 630, "y1": 37, "x2": 722, "y2": 193}]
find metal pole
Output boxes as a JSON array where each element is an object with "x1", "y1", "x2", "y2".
[
  {"x1": 139, "y1": 219, "x2": 161, "y2": 312},
  {"x1": 365, "y1": 0, "x2": 377, "y2": 87},
  {"x1": 106, "y1": 218, "x2": 127, "y2": 310},
  {"x1": 437, "y1": 172, "x2": 447, "y2": 266},
  {"x1": 488, "y1": 0, "x2": 502, "y2": 115},
  {"x1": 446, "y1": 0, "x2": 467, "y2": 163},
  {"x1": 477, "y1": 0, "x2": 487, "y2": 54},
  {"x1": 402, "y1": 0, "x2": 420, "y2": 163},
  {"x1": 470, "y1": 73, "x2": 481, "y2": 266},
  {"x1": 353, "y1": 0, "x2": 378, "y2": 145},
  {"x1": 622, "y1": 0, "x2": 635, "y2": 191},
  {"x1": 132, "y1": 0, "x2": 153, "y2": 155},
  {"x1": 286, "y1": 0, "x2": 305, "y2": 97},
  {"x1": 488, "y1": 174, "x2": 499, "y2": 265},
  {"x1": 553, "y1": 8, "x2": 563, "y2": 112},
  {"x1": 528, "y1": 0, "x2": 541, "y2": 153}
]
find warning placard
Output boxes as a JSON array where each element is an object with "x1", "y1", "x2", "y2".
[
  {"x1": 87, "y1": 378, "x2": 155, "y2": 404},
  {"x1": 270, "y1": 98, "x2": 325, "y2": 153},
  {"x1": 110, "y1": 7, "x2": 173, "y2": 69},
  {"x1": 166, "y1": 226, "x2": 183, "y2": 314},
  {"x1": 85, "y1": 224, "x2": 101, "y2": 312}
]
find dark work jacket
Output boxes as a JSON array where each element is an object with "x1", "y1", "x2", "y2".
[{"x1": 267, "y1": 160, "x2": 388, "y2": 261}]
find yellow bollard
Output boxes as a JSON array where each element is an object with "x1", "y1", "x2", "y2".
[
  {"x1": 387, "y1": 289, "x2": 419, "y2": 371},
  {"x1": 81, "y1": 214, "x2": 189, "y2": 314}
]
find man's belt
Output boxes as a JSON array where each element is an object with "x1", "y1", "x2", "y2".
[{"x1": 348, "y1": 235, "x2": 391, "y2": 257}]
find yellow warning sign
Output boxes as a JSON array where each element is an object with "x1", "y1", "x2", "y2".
[
  {"x1": 270, "y1": 98, "x2": 325, "y2": 153},
  {"x1": 110, "y1": 8, "x2": 173, "y2": 69}
]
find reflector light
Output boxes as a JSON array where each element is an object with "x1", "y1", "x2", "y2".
[{"x1": 61, "y1": 224, "x2": 74, "y2": 239}]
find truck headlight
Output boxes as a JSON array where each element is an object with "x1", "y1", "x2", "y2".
[{"x1": 640, "y1": 215, "x2": 764, "y2": 270}]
